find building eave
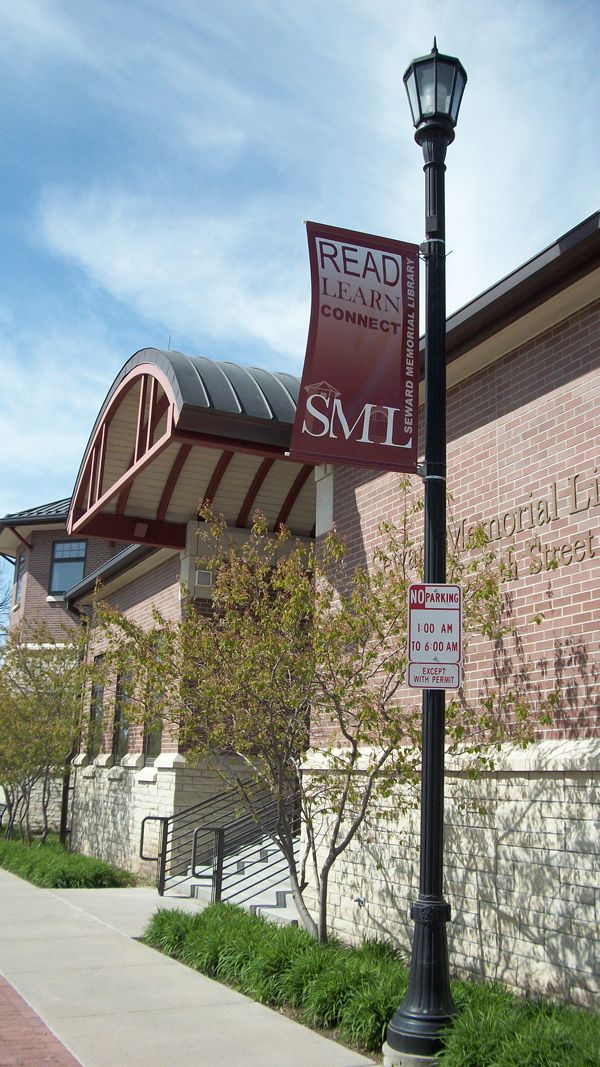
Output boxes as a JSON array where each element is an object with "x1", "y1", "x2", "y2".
[{"x1": 444, "y1": 211, "x2": 600, "y2": 364}]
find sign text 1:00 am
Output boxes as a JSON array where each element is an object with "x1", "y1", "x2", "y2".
[{"x1": 407, "y1": 583, "x2": 462, "y2": 690}]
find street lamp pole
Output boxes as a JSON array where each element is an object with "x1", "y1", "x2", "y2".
[{"x1": 385, "y1": 42, "x2": 467, "y2": 1064}]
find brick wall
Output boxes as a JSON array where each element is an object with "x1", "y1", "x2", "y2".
[
  {"x1": 105, "y1": 554, "x2": 182, "y2": 626},
  {"x1": 10, "y1": 529, "x2": 120, "y2": 639},
  {"x1": 304, "y1": 297, "x2": 600, "y2": 1007},
  {"x1": 84, "y1": 552, "x2": 182, "y2": 754},
  {"x1": 328, "y1": 298, "x2": 600, "y2": 742},
  {"x1": 70, "y1": 553, "x2": 222, "y2": 873}
]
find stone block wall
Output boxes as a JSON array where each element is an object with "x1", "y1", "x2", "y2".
[
  {"x1": 301, "y1": 740, "x2": 599, "y2": 1009},
  {"x1": 70, "y1": 758, "x2": 180, "y2": 877},
  {"x1": 69, "y1": 756, "x2": 255, "y2": 879}
]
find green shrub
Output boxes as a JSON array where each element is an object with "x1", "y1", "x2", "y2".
[
  {"x1": 144, "y1": 908, "x2": 198, "y2": 958},
  {"x1": 301, "y1": 948, "x2": 369, "y2": 1029},
  {"x1": 237, "y1": 922, "x2": 314, "y2": 1004},
  {"x1": 142, "y1": 903, "x2": 600, "y2": 1062},
  {"x1": 439, "y1": 991, "x2": 600, "y2": 1066},
  {"x1": 187, "y1": 904, "x2": 268, "y2": 982},
  {"x1": 144, "y1": 904, "x2": 409, "y2": 1047},
  {"x1": 0, "y1": 837, "x2": 134, "y2": 888},
  {"x1": 339, "y1": 963, "x2": 408, "y2": 1050},
  {"x1": 275, "y1": 936, "x2": 339, "y2": 1008}
]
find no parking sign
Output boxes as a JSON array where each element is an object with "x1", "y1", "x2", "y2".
[{"x1": 407, "y1": 584, "x2": 462, "y2": 690}]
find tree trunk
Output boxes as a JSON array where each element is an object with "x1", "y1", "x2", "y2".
[
  {"x1": 318, "y1": 867, "x2": 329, "y2": 944},
  {"x1": 284, "y1": 848, "x2": 318, "y2": 939},
  {"x1": 59, "y1": 751, "x2": 76, "y2": 848},
  {"x1": 4, "y1": 786, "x2": 15, "y2": 839},
  {"x1": 40, "y1": 768, "x2": 51, "y2": 845}
]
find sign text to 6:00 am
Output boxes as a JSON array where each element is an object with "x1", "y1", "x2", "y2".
[{"x1": 407, "y1": 584, "x2": 462, "y2": 690}]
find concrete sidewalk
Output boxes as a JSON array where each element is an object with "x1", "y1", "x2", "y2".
[{"x1": 0, "y1": 868, "x2": 376, "y2": 1067}]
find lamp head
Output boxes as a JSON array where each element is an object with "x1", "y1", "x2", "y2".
[{"x1": 404, "y1": 40, "x2": 467, "y2": 145}]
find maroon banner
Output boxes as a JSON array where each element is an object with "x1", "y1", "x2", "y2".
[{"x1": 290, "y1": 222, "x2": 419, "y2": 472}]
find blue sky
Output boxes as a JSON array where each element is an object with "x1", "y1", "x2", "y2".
[{"x1": 1, "y1": 0, "x2": 599, "y2": 578}]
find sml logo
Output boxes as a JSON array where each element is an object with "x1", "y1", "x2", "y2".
[{"x1": 302, "y1": 382, "x2": 411, "y2": 450}]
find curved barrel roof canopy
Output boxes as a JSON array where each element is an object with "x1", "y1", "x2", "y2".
[{"x1": 67, "y1": 348, "x2": 315, "y2": 549}]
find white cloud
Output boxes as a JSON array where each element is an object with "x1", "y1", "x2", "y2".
[
  {"x1": 0, "y1": 0, "x2": 89, "y2": 65},
  {"x1": 37, "y1": 187, "x2": 311, "y2": 367},
  {"x1": 0, "y1": 302, "x2": 124, "y2": 513},
  {"x1": 23, "y1": 1, "x2": 599, "y2": 324},
  {"x1": 1, "y1": 0, "x2": 600, "y2": 529}
]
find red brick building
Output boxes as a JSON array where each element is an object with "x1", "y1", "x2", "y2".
[
  {"x1": 303, "y1": 213, "x2": 599, "y2": 1007},
  {"x1": 0, "y1": 500, "x2": 121, "y2": 638},
  {"x1": 2, "y1": 211, "x2": 598, "y2": 1006}
]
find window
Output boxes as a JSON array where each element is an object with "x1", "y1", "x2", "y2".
[
  {"x1": 88, "y1": 656, "x2": 104, "y2": 760},
  {"x1": 49, "y1": 541, "x2": 86, "y2": 595},
  {"x1": 14, "y1": 550, "x2": 27, "y2": 605},
  {"x1": 112, "y1": 672, "x2": 130, "y2": 763},
  {"x1": 143, "y1": 721, "x2": 163, "y2": 764},
  {"x1": 142, "y1": 633, "x2": 164, "y2": 764}
]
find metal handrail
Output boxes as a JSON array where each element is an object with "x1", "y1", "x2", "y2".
[
  {"x1": 192, "y1": 826, "x2": 225, "y2": 903},
  {"x1": 188, "y1": 804, "x2": 300, "y2": 906},
  {"x1": 142, "y1": 781, "x2": 286, "y2": 896},
  {"x1": 139, "y1": 815, "x2": 168, "y2": 861}
]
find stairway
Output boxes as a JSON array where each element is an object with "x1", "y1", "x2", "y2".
[
  {"x1": 167, "y1": 832, "x2": 301, "y2": 926},
  {"x1": 141, "y1": 783, "x2": 302, "y2": 926}
]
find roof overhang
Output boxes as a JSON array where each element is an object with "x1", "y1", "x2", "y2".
[
  {"x1": 0, "y1": 505, "x2": 70, "y2": 557},
  {"x1": 444, "y1": 211, "x2": 600, "y2": 389},
  {"x1": 66, "y1": 544, "x2": 168, "y2": 607},
  {"x1": 67, "y1": 350, "x2": 316, "y2": 550}
]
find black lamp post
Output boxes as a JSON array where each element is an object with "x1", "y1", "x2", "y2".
[{"x1": 385, "y1": 42, "x2": 467, "y2": 1064}]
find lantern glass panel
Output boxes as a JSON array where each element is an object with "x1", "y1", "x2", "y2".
[
  {"x1": 416, "y1": 60, "x2": 436, "y2": 116},
  {"x1": 436, "y1": 61, "x2": 456, "y2": 116},
  {"x1": 450, "y1": 67, "x2": 466, "y2": 123},
  {"x1": 405, "y1": 70, "x2": 420, "y2": 125}
]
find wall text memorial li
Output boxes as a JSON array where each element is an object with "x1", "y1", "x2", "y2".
[{"x1": 450, "y1": 468, "x2": 599, "y2": 579}]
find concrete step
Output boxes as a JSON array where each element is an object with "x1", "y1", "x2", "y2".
[
  {"x1": 248, "y1": 889, "x2": 300, "y2": 927},
  {"x1": 189, "y1": 881, "x2": 300, "y2": 928},
  {"x1": 165, "y1": 832, "x2": 302, "y2": 929},
  {"x1": 236, "y1": 857, "x2": 269, "y2": 873}
]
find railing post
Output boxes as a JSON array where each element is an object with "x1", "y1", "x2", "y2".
[
  {"x1": 211, "y1": 828, "x2": 225, "y2": 904},
  {"x1": 157, "y1": 817, "x2": 169, "y2": 897}
]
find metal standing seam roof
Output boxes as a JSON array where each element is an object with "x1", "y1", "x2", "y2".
[
  {"x1": 0, "y1": 498, "x2": 73, "y2": 557},
  {"x1": 67, "y1": 348, "x2": 316, "y2": 550},
  {"x1": 1, "y1": 498, "x2": 71, "y2": 525},
  {"x1": 93, "y1": 348, "x2": 300, "y2": 441}
]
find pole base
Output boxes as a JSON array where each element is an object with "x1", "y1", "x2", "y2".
[
  {"x1": 382, "y1": 1043, "x2": 438, "y2": 1067},
  {"x1": 386, "y1": 1005, "x2": 455, "y2": 1058},
  {"x1": 386, "y1": 896, "x2": 456, "y2": 1057}
]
